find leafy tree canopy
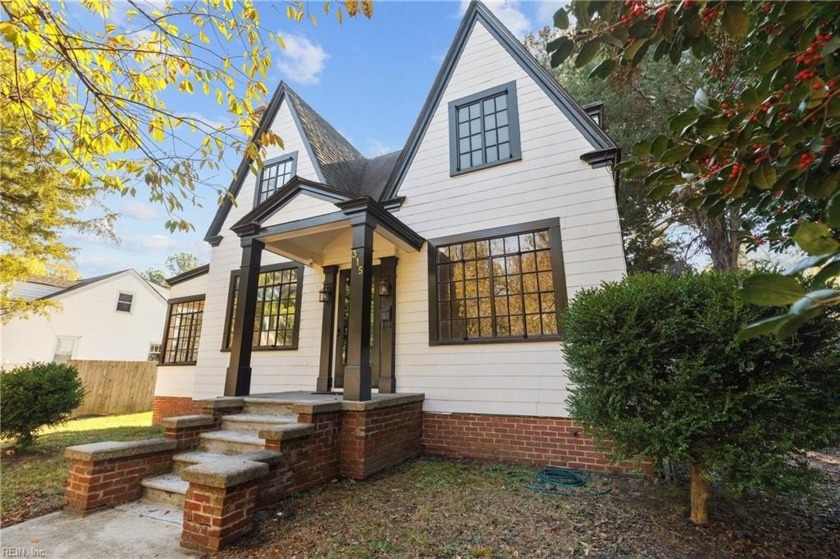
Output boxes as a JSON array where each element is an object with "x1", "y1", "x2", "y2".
[
  {"x1": 546, "y1": 0, "x2": 839, "y2": 336},
  {"x1": 0, "y1": 0, "x2": 371, "y2": 317},
  {"x1": 142, "y1": 251, "x2": 204, "y2": 286}
]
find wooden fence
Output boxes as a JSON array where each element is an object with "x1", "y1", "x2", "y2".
[{"x1": 67, "y1": 360, "x2": 157, "y2": 417}]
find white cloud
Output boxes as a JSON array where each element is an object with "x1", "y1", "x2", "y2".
[
  {"x1": 459, "y1": 0, "x2": 532, "y2": 38},
  {"x1": 276, "y1": 34, "x2": 328, "y2": 85},
  {"x1": 121, "y1": 200, "x2": 159, "y2": 220},
  {"x1": 535, "y1": 1, "x2": 567, "y2": 27},
  {"x1": 124, "y1": 234, "x2": 179, "y2": 252},
  {"x1": 365, "y1": 140, "x2": 398, "y2": 158}
]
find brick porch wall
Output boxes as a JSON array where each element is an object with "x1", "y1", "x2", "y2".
[
  {"x1": 422, "y1": 412, "x2": 651, "y2": 474},
  {"x1": 152, "y1": 396, "x2": 202, "y2": 425}
]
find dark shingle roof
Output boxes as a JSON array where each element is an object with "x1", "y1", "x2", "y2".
[
  {"x1": 36, "y1": 271, "x2": 124, "y2": 300},
  {"x1": 284, "y1": 87, "x2": 401, "y2": 201}
]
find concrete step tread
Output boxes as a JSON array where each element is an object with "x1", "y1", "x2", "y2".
[
  {"x1": 173, "y1": 450, "x2": 231, "y2": 465},
  {"x1": 141, "y1": 474, "x2": 188, "y2": 495},
  {"x1": 221, "y1": 413, "x2": 297, "y2": 423},
  {"x1": 199, "y1": 430, "x2": 265, "y2": 444}
]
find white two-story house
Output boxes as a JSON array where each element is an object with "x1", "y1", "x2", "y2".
[{"x1": 153, "y1": 2, "x2": 625, "y2": 468}]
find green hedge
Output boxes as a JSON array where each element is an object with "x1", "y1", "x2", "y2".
[
  {"x1": 1, "y1": 362, "x2": 85, "y2": 448},
  {"x1": 563, "y1": 272, "x2": 840, "y2": 497}
]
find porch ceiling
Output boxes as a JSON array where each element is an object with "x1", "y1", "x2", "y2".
[{"x1": 262, "y1": 220, "x2": 410, "y2": 267}]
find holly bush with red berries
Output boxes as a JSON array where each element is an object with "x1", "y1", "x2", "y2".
[{"x1": 548, "y1": 0, "x2": 839, "y2": 338}]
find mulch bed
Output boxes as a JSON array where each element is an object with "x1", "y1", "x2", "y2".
[{"x1": 215, "y1": 449, "x2": 839, "y2": 558}]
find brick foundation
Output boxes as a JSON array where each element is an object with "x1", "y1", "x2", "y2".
[
  {"x1": 341, "y1": 398, "x2": 423, "y2": 480},
  {"x1": 64, "y1": 439, "x2": 177, "y2": 515},
  {"x1": 152, "y1": 396, "x2": 202, "y2": 425},
  {"x1": 423, "y1": 412, "x2": 651, "y2": 474}
]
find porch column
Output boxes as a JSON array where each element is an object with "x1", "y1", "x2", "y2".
[
  {"x1": 378, "y1": 256, "x2": 398, "y2": 393},
  {"x1": 225, "y1": 238, "x2": 263, "y2": 397},
  {"x1": 344, "y1": 220, "x2": 374, "y2": 401},
  {"x1": 316, "y1": 265, "x2": 338, "y2": 393}
]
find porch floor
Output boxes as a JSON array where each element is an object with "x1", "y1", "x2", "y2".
[{"x1": 247, "y1": 391, "x2": 415, "y2": 405}]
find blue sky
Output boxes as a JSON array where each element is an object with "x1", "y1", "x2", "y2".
[{"x1": 67, "y1": 1, "x2": 565, "y2": 278}]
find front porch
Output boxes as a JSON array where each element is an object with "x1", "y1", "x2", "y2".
[{"x1": 225, "y1": 179, "x2": 424, "y2": 402}]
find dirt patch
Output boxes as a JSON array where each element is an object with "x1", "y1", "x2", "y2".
[{"x1": 216, "y1": 451, "x2": 839, "y2": 558}]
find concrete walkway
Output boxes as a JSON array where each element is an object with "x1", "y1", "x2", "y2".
[{"x1": 0, "y1": 502, "x2": 198, "y2": 559}]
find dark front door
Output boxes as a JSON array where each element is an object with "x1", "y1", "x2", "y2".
[{"x1": 334, "y1": 267, "x2": 381, "y2": 389}]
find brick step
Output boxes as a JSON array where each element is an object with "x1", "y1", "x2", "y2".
[
  {"x1": 242, "y1": 397, "x2": 297, "y2": 416},
  {"x1": 171, "y1": 450, "x2": 232, "y2": 474},
  {"x1": 141, "y1": 473, "x2": 188, "y2": 508},
  {"x1": 220, "y1": 413, "x2": 298, "y2": 435},
  {"x1": 199, "y1": 430, "x2": 266, "y2": 454}
]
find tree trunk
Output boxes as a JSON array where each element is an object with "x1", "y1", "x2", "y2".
[
  {"x1": 689, "y1": 463, "x2": 710, "y2": 525},
  {"x1": 696, "y1": 210, "x2": 740, "y2": 271}
]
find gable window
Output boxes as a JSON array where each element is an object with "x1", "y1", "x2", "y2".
[
  {"x1": 449, "y1": 81, "x2": 521, "y2": 176},
  {"x1": 161, "y1": 296, "x2": 204, "y2": 364},
  {"x1": 223, "y1": 264, "x2": 303, "y2": 350},
  {"x1": 256, "y1": 153, "x2": 297, "y2": 205},
  {"x1": 116, "y1": 292, "x2": 133, "y2": 312},
  {"x1": 428, "y1": 219, "x2": 566, "y2": 345}
]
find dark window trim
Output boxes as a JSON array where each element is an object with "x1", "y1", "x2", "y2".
[
  {"x1": 427, "y1": 218, "x2": 567, "y2": 346},
  {"x1": 221, "y1": 262, "x2": 304, "y2": 352},
  {"x1": 448, "y1": 81, "x2": 522, "y2": 177},
  {"x1": 159, "y1": 294, "x2": 205, "y2": 366},
  {"x1": 253, "y1": 152, "x2": 298, "y2": 207},
  {"x1": 116, "y1": 292, "x2": 134, "y2": 313}
]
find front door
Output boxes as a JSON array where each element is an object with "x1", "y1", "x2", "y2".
[{"x1": 334, "y1": 267, "x2": 381, "y2": 389}]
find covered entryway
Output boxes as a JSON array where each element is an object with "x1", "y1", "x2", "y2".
[{"x1": 224, "y1": 178, "x2": 424, "y2": 401}]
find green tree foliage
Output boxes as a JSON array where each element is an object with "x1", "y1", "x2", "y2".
[
  {"x1": 0, "y1": 0, "x2": 372, "y2": 318},
  {"x1": 563, "y1": 272, "x2": 840, "y2": 524},
  {"x1": 0, "y1": 102, "x2": 115, "y2": 321},
  {"x1": 545, "y1": 1, "x2": 839, "y2": 335},
  {"x1": 142, "y1": 252, "x2": 204, "y2": 286},
  {"x1": 0, "y1": 362, "x2": 86, "y2": 448}
]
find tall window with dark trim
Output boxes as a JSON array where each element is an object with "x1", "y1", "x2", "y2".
[
  {"x1": 257, "y1": 156, "x2": 295, "y2": 204},
  {"x1": 430, "y1": 222, "x2": 566, "y2": 344},
  {"x1": 224, "y1": 265, "x2": 303, "y2": 350},
  {"x1": 162, "y1": 298, "x2": 204, "y2": 364},
  {"x1": 449, "y1": 82, "x2": 521, "y2": 175}
]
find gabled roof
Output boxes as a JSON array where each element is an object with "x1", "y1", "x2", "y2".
[
  {"x1": 380, "y1": 0, "x2": 618, "y2": 200},
  {"x1": 204, "y1": 84, "x2": 402, "y2": 244},
  {"x1": 35, "y1": 269, "x2": 167, "y2": 303},
  {"x1": 205, "y1": 1, "x2": 617, "y2": 244}
]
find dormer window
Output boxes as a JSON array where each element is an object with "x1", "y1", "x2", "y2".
[
  {"x1": 449, "y1": 81, "x2": 521, "y2": 176},
  {"x1": 256, "y1": 153, "x2": 297, "y2": 205}
]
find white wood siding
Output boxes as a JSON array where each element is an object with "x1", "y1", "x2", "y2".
[
  {"x1": 188, "y1": 99, "x2": 325, "y2": 399},
  {"x1": 10, "y1": 281, "x2": 63, "y2": 301},
  {"x1": 261, "y1": 193, "x2": 337, "y2": 227},
  {"x1": 390, "y1": 20, "x2": 625, "y2": 417},
  {"x1": 1, "y1": 272, "x2": 168, "y2": 368}
]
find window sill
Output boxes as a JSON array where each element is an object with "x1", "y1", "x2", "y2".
[
  {"x1": 220, "y1": 345, "x2": 299, "y2": 353},
  {"x1": 429, "y1": 334, "x2": 563, "y2": 346},
  {"x1": 450, "y1": 154, "x2": 522, "y2": 177}
]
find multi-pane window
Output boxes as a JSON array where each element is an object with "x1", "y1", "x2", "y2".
[
  {"x1": 116, "y1": 292, "x2": 133, "y2": 312},
  {"x1": 449, "y1": 82, "x2": 521, "y2": 175},
  {"x1": 257, "y1": 156, "x2": 295, "y2": 204},
  {"x1": 224, "y1": 265, "x2": 303, "y2": 350},
  {"x1": 148, "y1": 342, "x2": 162, "y2": 362},
  {"x1": 162, "y1": 298, "x2": 204, "y2": 364},
  {"x1": 430, "y1": 222, "x2": 565, "y2": 344}
]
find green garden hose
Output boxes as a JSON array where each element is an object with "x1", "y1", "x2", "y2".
[{"x1": 525, "y1": 466, "x2": 612, "y2": 497}]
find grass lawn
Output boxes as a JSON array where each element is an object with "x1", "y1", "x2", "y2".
[
  {"x1": 219, "y1": 454, "x2": 840, "y2": 559},
  {"x1": 0, "y1": 412, "x2": 162, "y2": 526}
]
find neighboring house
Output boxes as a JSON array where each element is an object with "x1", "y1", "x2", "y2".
[
  {"x1": 1, "y1": 269, "x2": 169, "y2": 368},
  {"x1": 153, "y1": 2, "x2": 625, "y2": 466}
]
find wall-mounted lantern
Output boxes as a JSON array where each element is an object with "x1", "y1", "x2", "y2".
[
  {"x1": 377, "y1": 278, "x2": 392, "y2": 298},
  {"x1": 319, "y1": 281, "x2": 333, "y2": 303}
]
